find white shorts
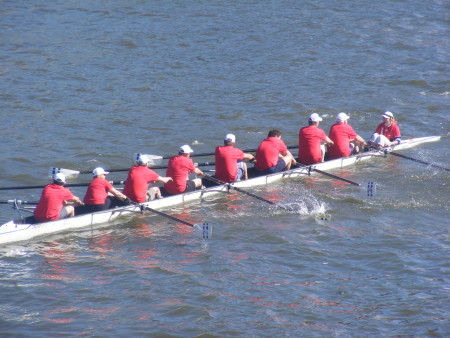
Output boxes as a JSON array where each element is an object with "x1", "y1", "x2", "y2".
[
  {"x1": 370, "y1": 133, "x2": 391, "y2": 147},
  {"x1": 60, "y1": 205, "x2": 72, "y2": 219}
]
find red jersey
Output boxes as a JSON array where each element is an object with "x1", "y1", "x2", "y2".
[
  {"x1": 123, "y1": 166, "x2": 159, "y2": 203},
  {"x1": 374, "y1": 121, "x2": 401, "y2": 141},
  {"x1": 215, "y1": 146, "x2": 244, "y2": 183},
  {"x1": 298, "y1": 125, "x2": 327, "y2": 165},
  {"x1": 164, "y1": 155, "x2": 196, "y2": 194},
  {"x1": 255, "y1": 137, "x2": 288, "y2": 171},
  {"x1": 34, "y1": 184, "x2": 74, "y2": 222},
  {"x1": 83, "y1": 177, "x2": 113, "y2": 205},
  {"x1": 327, "y1": 123, "x2": 358, "y2": 160}
]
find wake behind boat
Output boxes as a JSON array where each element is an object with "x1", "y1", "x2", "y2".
[{"x1": 0, "y1": 136, "x2": 442, "y2": 245}]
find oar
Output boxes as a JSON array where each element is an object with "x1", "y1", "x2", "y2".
[
  {"x1": 202, "y1": 174, "x2": 293, "y2": 211},
  {"x1": 146, "y1": 145, "x2": 299, "y2": 161},
  {"x1": 295, "y1": 164, "x2": 376, "y2": 197},
  {"x1": 386, "y1": 151, "x2": 450, "y2": 172},
  {"x1": 0, "y1": 180, "x2": 127, "y2": 191},
  {"x1": 137, "y1": 204, "x2": 212, "y2": 239},
  {"x1": 50, "y1": 161, "x2": 216, "y2": 178},
  {"x1": 0, "y1": 199, "x2": 39, "y2": 205}
]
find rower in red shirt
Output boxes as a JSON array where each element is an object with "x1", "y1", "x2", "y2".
[
  {"x1": 255, "y1": 129, "x2": 297, "y2": 175},
  {"x1": 327, "y1": 112, "x2": 366, "y2": 160},
  {"x1": 164, "y1": 145, "x2": 205, "y2": 195},
  {"x1": 123, "y1": 155, "x2": 172, "y2": 202},
  {"x1": 34, "y1": 173, "x2": 83, "y2": 223},
  {"x1": 369, "y1": 111, "x2": 401, "y2": 148},
  {"x1": 215, "y1": 134, "x2": 255, "y2": 183},
  {"x1": 82, "y1": 167, "x2": 128, "y2": 212},
  {"x1": 298, "y1": 113, "x2": 334, "y2": 165}
]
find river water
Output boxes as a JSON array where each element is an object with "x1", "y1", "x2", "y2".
[{"x1": 1, "y1": 0, "x2": 449, "y2": 336}]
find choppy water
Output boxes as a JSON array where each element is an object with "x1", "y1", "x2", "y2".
[{"x1": 0, "y1": 0, "x2": 449, "y2": 336}]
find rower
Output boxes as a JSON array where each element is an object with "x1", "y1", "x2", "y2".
[
  {"x1": 34, "y1": 173, "x2": 83, "y2": 223},
  {"x1": 164, "y1": 145, "x2": 205, "y2": 195},
  {"x1": 215, "y1": 133, "x2": 255, "y2": 183},
  {"x1": 254, "y1": 129, "x2": 296, "y2": 175},
  {"x1": 80, "y1": 167, "x2": 128, "y2": 213},
  {"x1": 123, "y1": 155, "x2": 172, "y2": 202},
  {"x1": 298, "y1": 113, "x2": 334, "y2": 165},
  {"x1": 327, "y1": 112, "x2": 366, "y2": 160},
  {"x1": 369, "y1": 111, "x2": 401, "y2": 149}
]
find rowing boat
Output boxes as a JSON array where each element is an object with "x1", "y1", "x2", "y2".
[{"x1": 0, "y1": 136, "x2": 441, "y2": 244}]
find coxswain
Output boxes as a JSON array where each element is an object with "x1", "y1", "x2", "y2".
[
  {"x1": 327, "y1": 112, "x2": 366, "y2": 160},
  {"x1": 215, "y1": 134, "x2": 255, "y2": 183},
  {"x1": 298, "y1": 113, "x2": 334, "y2": 165},
  {"x1": 369, "y1": 111, "x2": 401, "y2": 148},
  {"x1": 254, "y1": 129, "x2": 296, "y2": 175},
  {"x1": 34, "y1": 173, "x2": 83, "y2": 223},
  {"x1": 164, "y1": 145, "x2": 205, "y2": 195},
  {"x1": 81, "y1": 167, "x2": 128, "y2": 212},
  {"x1": 123, "y1": 155, "x2": 172, "y2": 202}
]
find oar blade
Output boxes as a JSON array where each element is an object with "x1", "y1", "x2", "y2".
[
  {"x1": 193, "y1": 221, "x2": 213, "y2": 239},
  {"x1": 134, "y1": 153, "x2": 163, "y2": 166},
  {"x1": 363, "y1": 181, "x2": 377, "y2": 197},
  {"x1": 48, "y1": 167, "x2": 81, "y2": 179}
]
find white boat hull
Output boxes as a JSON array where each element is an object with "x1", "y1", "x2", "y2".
[{"x1": 0, "y1": 136, "x2": 441, "y2": 244}]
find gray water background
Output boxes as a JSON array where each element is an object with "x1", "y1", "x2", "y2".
[{"x1": 0, "y1": 0, "x2": 449, "y2": 336}]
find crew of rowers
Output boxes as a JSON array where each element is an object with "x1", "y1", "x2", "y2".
[{"x1": 33, "y1": 111, "x2": 401, "y2": 224}]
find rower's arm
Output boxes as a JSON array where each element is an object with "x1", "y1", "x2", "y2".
[
  {"x1": 193, "y1": 168, "x2": 205, "y2": 177},
  {"x1": 355, "y1": 135, "x2": 366, "y2": 145},
  {"x1": 110, "y1": 187, "x2": 127, "y2": 199},
  {"x1": 156, "y1": 176, "x2": 173, "y2": 184},
  {"x1": 243, "y1": 153, "x2": 255, "y2": 161}
]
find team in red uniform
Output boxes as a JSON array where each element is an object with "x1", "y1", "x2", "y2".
[
  {"x1": 215, "y1": 134, "x2": 255, "y2": 183},
  {"x1": 164, "y1": 145, "x2": 205, "y2": 195},
  {"x1": 123, "y1": 155, "x2": 172, "y2": 202},
  {"x1": 298, "y1": 113, "x2": 334, "y2": 165},
  {"x1": 369, "y1": 111, "x2": 401, "y2": 148},
  {"x1": 34, "y1": 173, "x2": 83, "y2": 222},
  {"x1": 255, "y1": 129, "x2": 297, "y2": 175},
  {"x1": 327, "y1": 112, "x2": 366, "y2": 160}
]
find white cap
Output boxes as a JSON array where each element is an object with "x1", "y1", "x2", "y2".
[
  {"x1": 179, "y1": 145, "x2": 194, "y2": 154},
  {"x1": 137, "y1": 154, "x2": 149, "y2": 165},
  {"x1": 309, "y1": 113, "x2": 323, "y2": 122},
  {"x1": 224, "y1": 134, "x2": 236, "y2": 143},
  {"x1": 53, "y1": 173, "x2": 66, "y2": 183},
  {"x1": 93, "y1": 167, "x2": 109, "y2": 176},
  {"x1": 336, "y1": 112, "x2": 350, "y2": 122},
  {"x1": 382, "y1": 111, "x2": 394, "y2": 119}
]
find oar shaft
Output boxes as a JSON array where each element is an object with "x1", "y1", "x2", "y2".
[
  {"x1": 0, "y1": 200, "x2": 39, "y2": 205},
  {"x1": 313, "y1": 168, "x2": 361, "y2": 187},
  {"x1": 203, "y1": 174, "x2": 291, "y2": 211},
  {"x1": 295, "y1": 163, "x2": 361, "y2": 186},
  {"x1": 77, "y1": 161, "x2": 216, "y2": 175},
  {"x1": 160, "y1": 145, "x2": 298, "y2": 159},
  {"x1": 389, "y1": 152, "x2": 450, "y2": 172},
  {"x1": 142, "y1": 206, "x2": 195, "y2": 227},
  {"x1": 0, "y1": 180, "x2": 127, "y2": 191}
]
